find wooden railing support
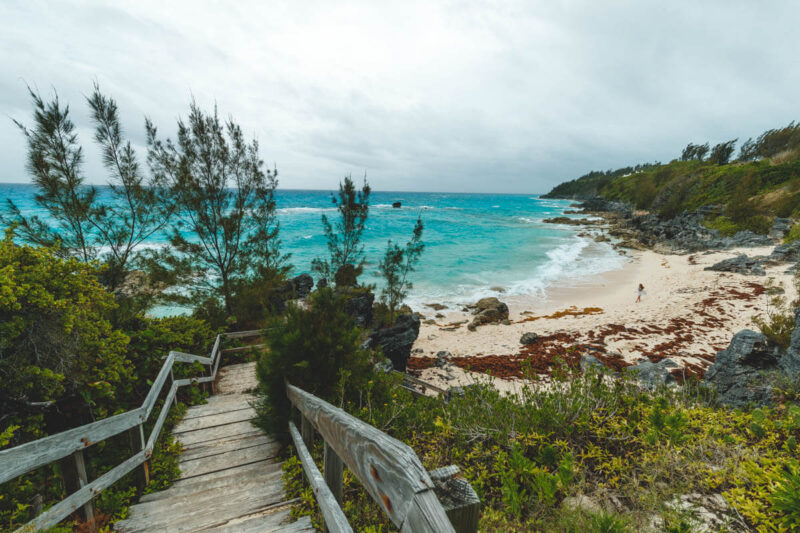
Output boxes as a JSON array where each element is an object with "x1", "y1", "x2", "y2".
[
  {"x1": 170, "y1": 369, "x2": 178, "y2": 408},
  {"x1": 301, "y1": 414, "x2": 314, "y2": 450},
  {"x1": 323, "y1": 441, "x2": 344, "y2": 527},
  {"x1": 429, "y1": 466, "x2": 480, "y2": 533},
  {"x1": 72, "y1": 449, "x2": 95, "y2": 530},
  {"x1": 138, "y1": 423, "x2": 150, "y2": 485}
]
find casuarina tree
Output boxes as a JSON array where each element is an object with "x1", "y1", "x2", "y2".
[{"x1": 146, "y1": 101, "x2": 284, "y2": 317}]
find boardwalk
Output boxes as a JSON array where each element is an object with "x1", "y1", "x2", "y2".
[{"x1": 116, "y1": 362, "x2": 313, "y2": 532}]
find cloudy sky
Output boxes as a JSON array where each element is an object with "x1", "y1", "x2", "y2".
[{"x1": 1, "y1": 1, "x2": 799, "y2": 193}]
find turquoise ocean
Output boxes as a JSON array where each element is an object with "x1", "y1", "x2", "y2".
[{"x1": 0, "y1": 185, "x2": 625, "y2": 312}]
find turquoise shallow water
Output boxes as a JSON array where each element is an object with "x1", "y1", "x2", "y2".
[{"x1": 0, "y1": 185, "x2": 625, "y2": 311}]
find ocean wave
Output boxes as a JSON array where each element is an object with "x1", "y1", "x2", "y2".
[{"x1": 277, "y1": 207, "x2": 337, "y2": 214}]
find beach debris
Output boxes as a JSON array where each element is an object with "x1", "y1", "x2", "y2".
[
  {"x1": 704, "y1": 254, "x2": 766, "y2": 276},
  {"x1": 519, "y1": 332, "x2": 539, "y2": 345},
  {"x1": 368, "y1": 313, "x2": 421, "y2": 371},
  {"x1": 467, "y1": 297, "x2": 509, "y2": 331},
  {"x1": 516, "y1": 306, "x2": 603, "y2": 324}
]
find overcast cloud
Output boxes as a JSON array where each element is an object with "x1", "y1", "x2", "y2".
[{"x1": 1, "y1": 1, "x2": 799, "y2": 193}]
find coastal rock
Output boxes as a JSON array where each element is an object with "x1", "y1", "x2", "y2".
[
  {"x1": 520, "y1": 332, "x2": 539, "y2": 345},
  {"x1": 770, "y1": 217, "x2": 793, "y2": 240},
  {"x1": 726, "y1": 230, "x2": 773, "y2": 248},
  {"x1": 704, "y1": 255, "x2": 766, "y2": 276},
  {"x1": 392, "y1": 201, "x2": 402, "y2": 208},
  {"x1": 624, "y1": 358, "x2": 679, "y2": 389},
  {"x1": 542, "y1": 216, "x2": 603, "y2": 226},
  {"x1": 425, "y1": 302, "x2": 448, "y2": 311},
  {"x1": 468, "y1": 297, "x2": 509, "y2": 331},
  {"x1": 373, "y1": 358, "x2": 394, "y2": 373},
  {"x1": 444, "y1": 383, "x2": 483, "y2": 402},
  {"x1": 780, "y1": 307, "x2": 800, "y2": 376},
  {"x1": 580, "y1": 354, "x2": 606, "y2": 373},
  {"x1": 767, "y1": 240, "x2": 800, "y2": 264},
  {"x1": 316, "y1": 277, "x2": 328, "y2": 289},
  {"x1": 434, "y1": 351, "x2": 452, "y2": 367},
  {"x1": 369, "y1": 313, "x2": 421, "y2": 371},
  {"x1": 268, "y1": 273, "x2": 315, "y2": 312},
  {"x1": 341, "y1": 289, "x2": 374, "y2": 327},
  {"x1": 704, "y1": 330, "x2": 784, "y2": 407},
  {"x1": 287, "y1": 273, "x2": 314, "y2": 298}
]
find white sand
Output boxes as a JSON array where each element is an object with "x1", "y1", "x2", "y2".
[{"x1": 412, "y1": 245, "x2": 794, "y2": 390}]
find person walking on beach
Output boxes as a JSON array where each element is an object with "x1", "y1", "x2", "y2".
[{"x1": 636, "y1": 283, "x2": 645, "y2": 303}]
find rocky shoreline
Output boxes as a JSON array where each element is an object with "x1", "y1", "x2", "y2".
[{"x1": 547, "y1": 197, "x2": 787, "y2": 254}]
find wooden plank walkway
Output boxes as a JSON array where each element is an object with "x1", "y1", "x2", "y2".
[{"x1": 116, "y1": 362, "x2": 313, "y2": 532}]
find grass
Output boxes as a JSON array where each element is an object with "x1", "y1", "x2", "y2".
[{"x1": 281, "y1": 366, "x2": 800, "y2": 532}]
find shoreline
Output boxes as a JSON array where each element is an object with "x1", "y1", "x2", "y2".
[{"x1": 410, "y1": 242, "x2": 793, "y2": 391}]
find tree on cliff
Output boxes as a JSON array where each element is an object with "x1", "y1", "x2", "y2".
[
  {"x1": 708, "y1": 139, "x2": 737, "y2": 165},
  {"x1": 311, "y1": 175, "x2": 371, "y2": 285},
  {"x1": 146, "y1": 102, "x2": 285, "y2": 318},
  {"x1": 4, "y1": 86, "x2": 174, "y2": 291}
]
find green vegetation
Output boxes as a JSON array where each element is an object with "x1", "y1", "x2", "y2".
[
  {"x1": 282, "y1": 366, "x2": 800, "y2": 532},
  {"x1": 0, "y1": 232, "x2": 215, "y2": 530},
  {"x1": 253, "y1": 287, "x2": 379, "y2": 442},
  {"x1": 544, "y1": 121, "x2": 800, "y2": 235},
  {"x1": 377, "y1": 217, "x2": 424, "y2": 325},
  {"x1": 311, "y1": 175, "x2": 372, "y2": 284},
  {"x1": 146, "y1": 102, "x2": 286, "y2": 323}
]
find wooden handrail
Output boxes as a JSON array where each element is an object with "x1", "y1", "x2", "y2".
[
  {"x1": 287, "y1": 383, "x2": 475, "y2": 532},
  {"x1": 0, "y1": 330, "x2": 261, "y2": 532}
]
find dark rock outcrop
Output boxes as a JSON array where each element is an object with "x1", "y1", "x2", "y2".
[
  {"x1": 520, "y1": 332, "x2": 539, "y2": 345},
  {"x1": 767, "y1": 240, "x2": 800, "y2": 264},
  {"x1": 341, "y1": 289, "x2": 374, "y2": 328},
  {"x1": 770, "y1": 218, "x2": 793, "y2": 240},
  {"x1": 624, "y1": 358, "x2": 679, "y2": 389},
  {"x1": 468, "y1": 297, "x2": 509, "y2": 331},
  {"x1": 704, "y1": 330, "x2": 784, "y2": 407},
  {"x1": 434, "y1": 351, "x2": 452, "y2": 367},
  {"x1": 392, "y1": 201, "x2": 402, "y2": 208},
  {"x1": 704, "y1": 255, "x2": 766, "y2": 276},
  {"x1": 268, "y1": 273, "x2": 315, "y2": 312},
  {"x1": 369, "y1": 313, "x2": 421, "y2": 371}
]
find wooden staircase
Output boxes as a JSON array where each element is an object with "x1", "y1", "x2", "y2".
[{"x1": 115, "y1": 362, "x2": 313, "y2": 532}]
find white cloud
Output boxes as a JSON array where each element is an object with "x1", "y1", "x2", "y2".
[{"x1": 1, "y1": 0, "x2": 799, "y2": 192}]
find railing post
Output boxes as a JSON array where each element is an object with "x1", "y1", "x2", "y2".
[
  {"x1": 429, "y1": 466, "x2": 480, "y2": 533},
  {"x1": 72, "y1": 449, "x2": 95, "y2": 530},
  {"x1": 324, "y1": 441, "x2": 343, "y2": 505},
  {"x1": 170, "y1": 369, "x2": 178, "y2": 407},
  {"x1": 138, "y1": 423, "x2": 150, "y2": 485},
  {"x1": 301, "y1": 414, "x2": 314, "y2": 450}
]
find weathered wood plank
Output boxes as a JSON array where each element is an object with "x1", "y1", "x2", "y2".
[
  {"x1": 288, "y1": 421, "x2": 353, "y2": 533},
  {"x1": 222, "y1": 343, "x2": 266, "y2": 354},
  {"x1": 176, "y1": 420, "x2": 261, "y2": 447},
  {"x1": 287, "y1": 383, "x2": 451, "y2": 529},
  {"x1": 173, "y1": 406, "x2": 255, "y2": 434},
  {"x1": 141, "y1": 352, "x2": 176, "y2": 418},
  {"x1": 400, "y1": 490, "x2": 457, "y2": 533},
  {"x1": 170, "y1": 351, "x2": 213, "y2": 365},
  {"x1": 179, "y1": 441, "x2": 280, "y2": 479},
  {"x1": 224, "y1": 329, "x2": 263, "y2": 339},
  {"x1": 0, "y1": 408, "x2": 144, "y2": 484},
  {"x1": 17, "y1": 451, "x2": 146, "y2": 532},
  {"x1": 72, "y1": 449, "x2": 95, "y2": 524}
]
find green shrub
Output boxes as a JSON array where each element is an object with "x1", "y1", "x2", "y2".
[
  {"x1": 254, "y1": 288, "x2": 378, "y2": 442},
  {"x1": 784, "y1": 223, "x2": 800, "y2": 243},
  {"x1": 770, "y1": 460, "x2": 800, "y2": 530}
]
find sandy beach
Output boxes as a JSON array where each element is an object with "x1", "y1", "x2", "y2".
[{"x1": 409, "y1": 244, "x2": 795, "y2": 390}]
